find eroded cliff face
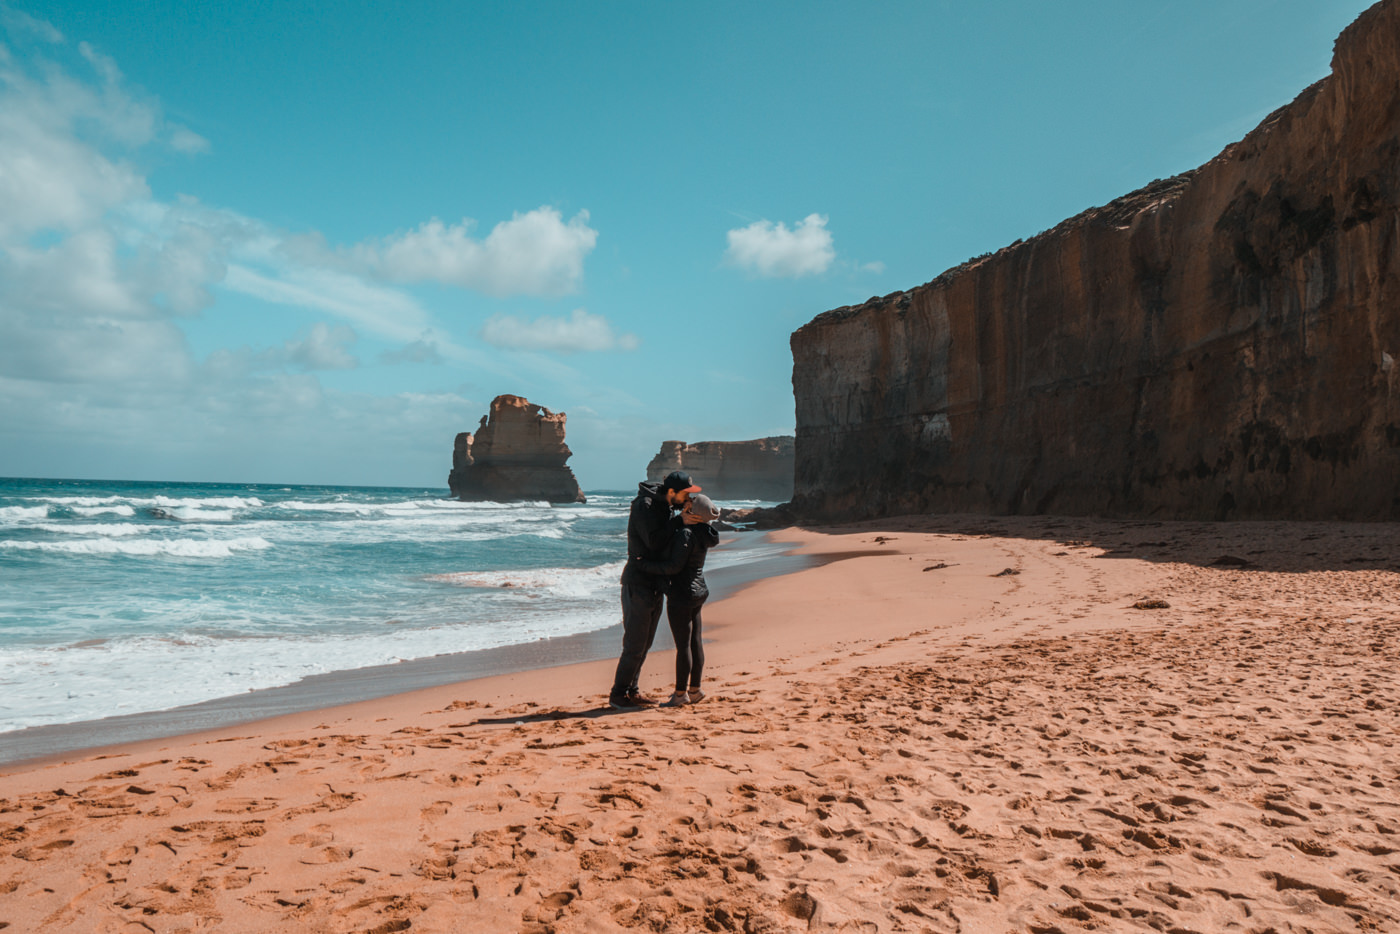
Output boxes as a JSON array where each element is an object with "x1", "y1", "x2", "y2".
[
  {"x1": 646, "y1": 437, "x2": 795, "y2": 502},
  {"x1": 449, "y1": 395, "x2": 585, "y2": 503},
  {"x1": 791, "y1": 1, "x2": 1400, "y2": 521}
]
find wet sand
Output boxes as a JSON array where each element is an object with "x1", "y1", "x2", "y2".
[{"x1": 1, "y1": 516, "x2": 1397, "y2": 932}]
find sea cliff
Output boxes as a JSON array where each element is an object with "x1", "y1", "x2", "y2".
[
  {"x1": 449, "y1": 395, "x2": 585, "y2": 504},
  {"x1": 646, "y1": 437, "x2": 795, "y2": 502},
  {"x1": 791, "y1": 0, "x2": 1400, "y2": 521}
]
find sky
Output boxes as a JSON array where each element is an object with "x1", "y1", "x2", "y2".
[{"x1": 0, "y1": 0, "x2": 1378, "y2": 490}]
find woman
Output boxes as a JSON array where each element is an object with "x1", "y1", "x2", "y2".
[{"x1": 634, "y1": 492, "x2": 721, "y2": 706}]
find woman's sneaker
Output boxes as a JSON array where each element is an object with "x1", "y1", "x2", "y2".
[
  {"x1": 686, "y1": 687, "x2": 705, "y2": 703},
  {"x1": 661, "y1": 691, "x2": 690, "y2": 707}
]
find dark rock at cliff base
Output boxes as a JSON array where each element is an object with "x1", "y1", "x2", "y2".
[
  {"x1": 646, "y1": 437, "x2": 794, "y2": 502},
  {"x1": 721, "y1": 503, "x2": 798, "y2": 531},
  {"x1": 791, "y1": 0, "x2": 1400, "y2": 522},
  {"x1": 449, "y1": 395, "x2": 585, "y2": 504}
]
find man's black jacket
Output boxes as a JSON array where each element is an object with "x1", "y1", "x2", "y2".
[{"x1": 621, "y1": 480, "x2": 672, "y2": 587}]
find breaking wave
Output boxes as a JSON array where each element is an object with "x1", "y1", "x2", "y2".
[
  {"x1": 70, "y1": 505, "x2": 137, "y2": 517},
  {"x1": 0, "y1": 505, "x2": 48, "y2": 522}
]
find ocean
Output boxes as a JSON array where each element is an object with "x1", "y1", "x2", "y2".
[{"x1": 0, "y1": 477, "x2": 781, "y2": 742}]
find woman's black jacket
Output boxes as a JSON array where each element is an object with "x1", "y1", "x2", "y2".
[{"x1": 637, "y1": 516, "x2": 720, "y2": 606}]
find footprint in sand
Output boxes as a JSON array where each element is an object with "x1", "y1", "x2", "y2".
[
  {"x1": 420, "y1": 800, "x2": 453, "y2": 822},
  {"x1": 12, "y1": 838, "x2": 74, "y2": 861},
  {"x1": 102, "y1": 844, "x2": 138, "y2": 865},
  {"x1": 299, "y1": 844, "x2": 355, "y2": 865},
  {"x1": 214, "y1": 796, "x2": 279, "y2": 814},
  {"x1": 288, "y1": 824, "x2": 336, "y2": 848}
]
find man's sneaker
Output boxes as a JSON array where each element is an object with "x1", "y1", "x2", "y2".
[
  {"x1": 609, "y1": 694, "x2": 640, "y2": 711},
  {"x1": 625, "y1": 691, "x2": 659, "y2": 708}
]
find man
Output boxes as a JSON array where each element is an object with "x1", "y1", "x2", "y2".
[{"x1": 609, "y1": 470, "x2": 700, "y2": 710}]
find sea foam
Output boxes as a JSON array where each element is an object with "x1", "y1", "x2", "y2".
[
  {"x1": 33, "y1": 523, "x2": 156, "y2": 537},
  {"x1": 150, "y1": 506, "x2": 235, "y2": 522},
  {"x1": 0, "y1": 536, "x2": 273, "y2": 558},
  {"x1": 426, "y1": 561, "x2": 625, "y2": 597},
  {"x1": 70, "y1": 505, "x2": 137, "y2": 517},
  {"x1": 0, "y1": 505, "x2": 48, "y2": 522}
]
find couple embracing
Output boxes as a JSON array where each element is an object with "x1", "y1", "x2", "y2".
[{"x1": 609, "y1": 470, "x2": 720, "y2": 711}]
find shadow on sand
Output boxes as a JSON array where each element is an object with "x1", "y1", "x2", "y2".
[{"x1": 801, "y1": 514, "x2": 1400, "y2": 574}]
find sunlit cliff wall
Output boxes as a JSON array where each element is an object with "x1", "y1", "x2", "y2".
[{"x1": 791, "y1": 1, "x2": 1400, "y2": 521}]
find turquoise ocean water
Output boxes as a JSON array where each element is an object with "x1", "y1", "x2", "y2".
[{"x1": 0, "y1": 477, "x2": 775, "y2": 736}]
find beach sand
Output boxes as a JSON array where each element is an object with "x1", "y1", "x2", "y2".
[{"x1": 1, "y1": 516, "x2": 1398, "y2": 932}]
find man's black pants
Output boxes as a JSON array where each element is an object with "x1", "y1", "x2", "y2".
[{"x1": 611, "y1": 581, "x2": 664, "y2": 698}]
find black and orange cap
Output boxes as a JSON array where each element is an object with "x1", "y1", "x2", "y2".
[{"x1": 663, "y1": 470, "x2": 702, "y2": 494}]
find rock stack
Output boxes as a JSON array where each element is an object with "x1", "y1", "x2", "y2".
[
  {"x1": 449, "y1": 395, "x2": 585, "y2": 503},
  {"x1": 646, "y1": 437, "x2": 794, "y2": 501}
]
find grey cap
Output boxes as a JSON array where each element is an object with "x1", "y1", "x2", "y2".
[{"x1": 686, "y1": 493, "x2": 720, "y2": 522}]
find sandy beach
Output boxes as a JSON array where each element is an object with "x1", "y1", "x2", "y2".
[{"x1": 2, "y1": 517, "x2": 1398, "y2": 933}]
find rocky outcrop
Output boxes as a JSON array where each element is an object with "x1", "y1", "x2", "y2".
[
  {"x1": 449, "y1": 395, "x2": 585, "y2": 503},
  {"x1": 790, "y1": 1, "x2": 1400, "y2": 522},
  {"x1": 646, "y1": 437, "x2": 795, "y2": 501}
]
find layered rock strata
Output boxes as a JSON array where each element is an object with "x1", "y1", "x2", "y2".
[
  {"x1": 646, "y1": 437, "x2": 795, "y2": 501},
  {"x1": 791, "y1": 1, "x2": 1400, "y2": 521},
  {"x1": 449, "y1": 395, "x2": 585, "y2": 503}
]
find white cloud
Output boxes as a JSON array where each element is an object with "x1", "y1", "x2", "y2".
[
  {"x1": 222, "y1": 263, "x2": 435, "y2": 344},
  {"x1": 480, "y1": 308, "x2": 639, "y2": 354},
  {"x1": 169, "y1": 126, "x2": 210, "y2": 154},
  {"x1": 1, "y1": 7, "x2": 63, "y2": 43},
  {"x1": 0, "y1": 92, "x2": 150, "y2": 243},
  {"x1": 724, "y1": 213, "x2": 836, "y2": 278},
  {"x1": 380, "y1": 338, "x2": 443, "y2": 365},
  {"x1": 77, "y1": 40, "x2": 120, "y2": 84},
  {"x1": 4, "y1": 227, "x2": 141, "y2": 315},
  {"x1": 73, "y1": 41, "x2": 158, "y2": 146},
  {"x1": 0, "y1": 313, "x2": 192, "y2": 385},
  {"x1": 206, "y1": 323, "x2": 359, "y2": 375},
  {"x1": 340, "y1": 207, "x2": 598, "y2": 296},
  {"x1": 136, "y1": 220, "x2": 229, "y2": 315},
  {"x1": 277, "y1": 322, "x2": 358, "y2": 371}
]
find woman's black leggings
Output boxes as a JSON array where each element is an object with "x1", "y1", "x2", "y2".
[{"x1": 667, "y1": 599, "x2": 705, "y2": 690}]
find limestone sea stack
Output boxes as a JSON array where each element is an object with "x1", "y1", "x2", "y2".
[
  {"x1": 448, "y1": 395, "x2": 585, "y2": 503},
  {"x1": 646, "y1": 437, "x2": 795, "y2": 501},
  {"x1": 791, "y1": 0, "x2": 1400, "y2": 522}
]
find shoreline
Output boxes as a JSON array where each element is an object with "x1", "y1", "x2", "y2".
[
  {"x1": 5, "y1": 515, "x2": 1398, "y2": 773},
  {"x1": 0, "y1": 535, "x2": 832, "y2": 769},
  {"x1": 1, "y1": 516, "x2": 1396, "y2": 932}
]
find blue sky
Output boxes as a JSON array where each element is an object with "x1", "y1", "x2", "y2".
[{"x1": 0, "y1": 0, "x2": 1376, "y2": 489}]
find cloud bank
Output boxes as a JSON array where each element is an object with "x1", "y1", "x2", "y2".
[{"x1": 0, "y1": 16, "x2": 603, "y2": 483}]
